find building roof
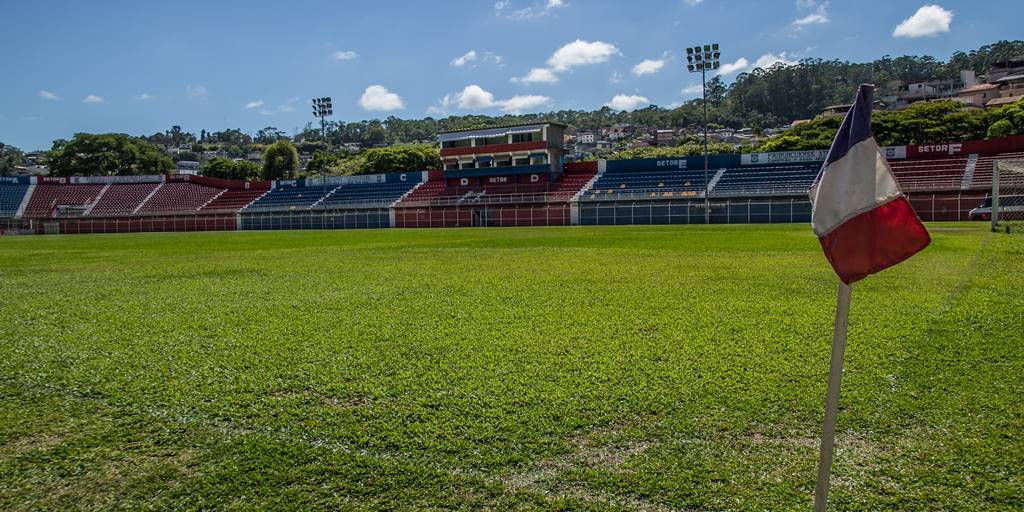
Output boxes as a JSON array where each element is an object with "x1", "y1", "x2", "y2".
[
  {"x1": 995, "y1": 74, "x2": 1024, "y2": 83},
  {"x1": 959, "y1": 83, "x2": 999, "y2": 93},
  {"x1": 437, "y1": 121, "x2": 567, "y2": 135},
  {"x1": 985, "y1": 96, "x2": 1022, "y2": 107}
]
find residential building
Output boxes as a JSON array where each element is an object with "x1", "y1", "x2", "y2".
[{"x1": 957, "y1": 83, "x2": 1001, "y2": 107}]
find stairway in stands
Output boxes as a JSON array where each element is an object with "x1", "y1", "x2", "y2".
[
  {"x1": 961, "y1": 154, "x2": 978, "y2": 190},
  {"x1": 14, "y1": 182, "x2": 36, "y2": 218},
  {"x1": 705, "y1": 168, "x2": 728, "y2": 196},
  {"x1": 571, "y1": 165, "x2": 604, "y2": 201}
]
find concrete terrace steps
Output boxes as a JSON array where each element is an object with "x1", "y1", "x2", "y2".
[
  {"x1": 196, "y1": 188, "x2": 228, "y2": 211},
  {"x1": 961, "y1": 154, "x2": 978, "y2": 190},
  {"x1": 705, "y1": 168, "x2": 728, "y2": 195},
  {"x1": 133, "y1": 182, "x2": 164, "y2": 214},
  {"x1": 14, "y1": 182, "x2": 35, "y2": 219},
  {"x1": 571, "y1": 161, "x2": 605, "y2": 202},
  {"x1": 81, "y1": 183, "x2": 112, "y2": 217}
]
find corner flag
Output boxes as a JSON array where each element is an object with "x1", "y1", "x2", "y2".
[
  {"x1": 808, "y1": 84, "x2": 931, "y2": 511},
  {"x1": 809, "y1": 84, "x2": 930, "y2": 284}
]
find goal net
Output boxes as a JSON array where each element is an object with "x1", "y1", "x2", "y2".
[{"x1": 990, "y1": 159, "x2": 1024, "y2": 232}]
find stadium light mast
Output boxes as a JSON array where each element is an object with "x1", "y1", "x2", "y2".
[
  {"x1": 312, "y1": 97, "x2": 334, "y2": 185},
  {"x1": 686, "y1": 44, "x2": 720, "y2": 224},
  {"x1": 312, "y1": 97, "x2": 333, "y2": 144}
]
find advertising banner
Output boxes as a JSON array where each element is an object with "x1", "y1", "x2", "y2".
[
  {"x1": 741, "y1": 150, "x2": 828, "y2": 165},
  {"x1": 70, "y1": 175, "x2": 165, "y2": 184},
  {"x1": 905, "y1": 135, "x2": 1024, "y2": 158}
]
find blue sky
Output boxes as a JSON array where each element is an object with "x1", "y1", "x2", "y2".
[{"x1": 1, "y1": 0, "x2": 1019, "y2": 150}]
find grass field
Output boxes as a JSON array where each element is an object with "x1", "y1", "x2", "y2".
[{"x1": 1, "y1": 224, "x2": 1021, "y2": 511}]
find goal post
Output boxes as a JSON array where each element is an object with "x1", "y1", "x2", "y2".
[{"x1": 991, "y1": 159, "x2": 1024, "y2": 232}]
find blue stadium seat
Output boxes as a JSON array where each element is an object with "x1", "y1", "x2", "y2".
[
  {"x1": 0, "y1": 183, "x2": 30, "y2": 218},
  {"x1": 711, "y1": 163, "x2": 821, "y2": 196}
]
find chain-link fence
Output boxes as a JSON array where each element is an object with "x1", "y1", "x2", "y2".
[
  {"x1": 239, "y1": 209, "x2": 390, "y2": 230},
  {"x1": 578, "y1": 199, "x2": 812, "y2": 225},
  {"x1": 17, "y1": 214, "x2": 237, "y2": 235},
  {"x1": 394, "y1": 205, "x2": 570, "y2": 228}
]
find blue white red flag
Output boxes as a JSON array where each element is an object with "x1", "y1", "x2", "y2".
[{"x1": 809, "y1": 84, "x2": 930, "y2": 284}]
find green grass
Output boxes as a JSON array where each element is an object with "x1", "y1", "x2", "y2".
[{"x1": 0, "y1": 224, "x2": 1021, "y2": 511}]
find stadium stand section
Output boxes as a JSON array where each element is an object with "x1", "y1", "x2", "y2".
[
  {"x1": 393, "y1": 163, "x2": 596, "y2": 227},
  {"x1": 971, "y1": 152, "x2": 1024, "y2": 189},
  {"x1": 237, "y1": 172, "x2": 422, "y2": 230},
  {"x1": 200, "y1": 187, "x2": 269, "y2": 212},
  {"x1": 8, "y1": 135, "x2": 1024, "y2": 234},
  {"x1": 136, "y1": 182, "x2": 223, "y2": 214},
  {"x1": 23, "y1": 180, "x2": 105, "y2": 217},
  {"x1": 243, "y1": 184, "x2": 336, "y2": 211},
  {"x1": 888, "y1": 155, "x2": 968, "y2": 191},
  {"x1": 582, "y1": 160, "x2": 708, "y2": 201},
  {"x1": 87, "y1": 182, "x2": 160, "y2": 216},
  {"x1": 710, "y1": 163, "x2": 820, "y2": 197},
  {"x1": 0, "y1": 177, "x2": 31, "y2": 218}
]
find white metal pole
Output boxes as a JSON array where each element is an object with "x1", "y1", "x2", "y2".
[
  {"x1": 992, "y1": 161, "x2": 1000, "y2": 231},
  {"x1": 814, "y1": 281, "x2": 853, "y2": 512}
]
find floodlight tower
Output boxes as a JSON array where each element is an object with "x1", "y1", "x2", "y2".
[
  {"x1": 312, "y1": 97, "x2": 333, "y2": 143},
  {"x1": 686, "y1": 44, "x2": 721, "y2": 224},
  {"x1": 312, "y1": 97, "x2": 333, "y2": 184}
]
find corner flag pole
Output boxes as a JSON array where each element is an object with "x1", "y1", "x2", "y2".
[{"x1": 813, "y1": 281, "x2": 852, "y2": 512}]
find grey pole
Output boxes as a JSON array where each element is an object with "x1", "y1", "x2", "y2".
[
  {"x1": 814, "y1": 281, "x2": 853, "y2": 511},
  {"x1": 703, "y1": 65, "x2": 710, "y2": 225}
]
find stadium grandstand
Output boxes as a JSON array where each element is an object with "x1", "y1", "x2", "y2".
[{"x1": 4, "y1": 134, "x2": 1024, "y2": 235}]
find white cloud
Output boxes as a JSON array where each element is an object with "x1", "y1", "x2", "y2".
[
  {"x1": 683, "y1": 0, "x2": 703, "y2": 5},
  {"x1": 359, "y1": 85, "x2": 405, "y2": 111},
  {"x1": 753, "y1": 52, "x2": 799, "y2": 69},
  {"x1": 427, "y1": 94, "x2": 453, "y2": 116},
  {"x1": 83, "y1": 95, "x2": 104, "y2": 104},
  {"x1": 439, "y1": 85, "x2": 551, "y2": 114},
  {"x1": 632, "y1": 58, "x2": 666, "y2": 76},
  {"x1": 39, "y1": 90, "x2": 61, "y2": 101},
  {"x1": 455, "y1": 84, "x2": 496, "y2": 109},
  {"x1": 245, "y1": 100, "x2": 265, "y2": 109},
  {"x1": 495, "y1": 0, "x2": 567, "y2": 19},
  {"x1": 605, "y1": 94, "x2": 649, "y2": 111},
  {"x1": 792, "y1": 2, "x2": 829, "y2": 27},
  {"x1": 134, "y1": 93, "x2": 153, "y2": 101},
  {"x1": 893, "y1": 5, "x2": 953, "y2": 38},
  {"x1": 186, "y1": 84, "x2": 208, "y2": 102},
  {"x1": 547, "y1": 39, "x2": 620, "y2": 72},
  {"x1": 717, "y1": 57, "x2": 750, "y2": 75},
  {"x1": 497, "y1": 94, "x2": 551, "y2": 113},
  {"x1": 451, "y1": 50, "x2": 478, "y2": 67},
  {"x1": 609, "y1": 71, "x2": 623, "y2": 84},
  {"x1": 333, "y1": 50, "x2": 358, "y2": 60},
  {"x1": 681, "y1": 84, "x2": 703, "y2": 95},
  {"x1": 717, "y1": 53, "x2": 797, "y2": 75},
  {"x1": 512, "y1": 67, "x2": 560, "y2": 84}
]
